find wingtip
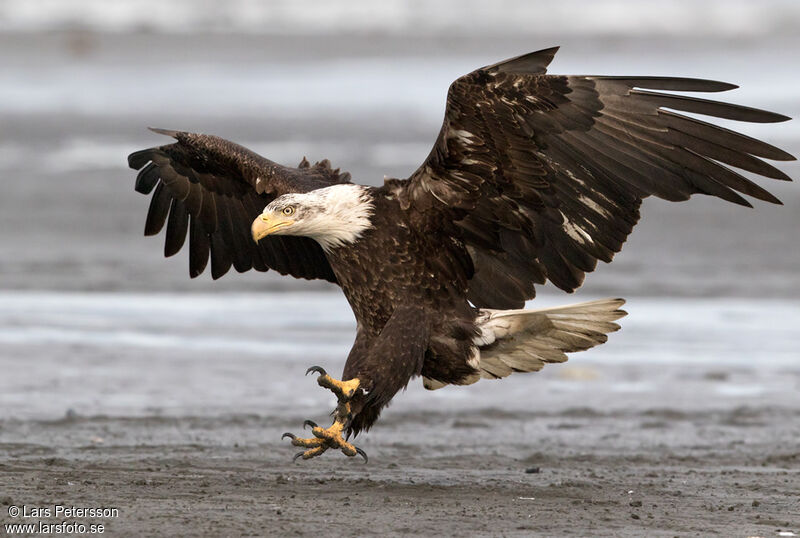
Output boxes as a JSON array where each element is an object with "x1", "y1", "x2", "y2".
[
  {"x1": 534, "y1": 45, "x2": 561, "y2": 64},
  {"x1": 148, "y1": 127, "x2": 180, "y2": 138},
  {"x1": 487, "y1": 45, "x2": 561, "y2": 75},
  {"x1": 748, "y1": 196, "x2": 783, "y2": 206},
  {"x1": 128, "y1": 148, "x2": 151, "y2": 170},
  {"x1": 749, "y1": 110, "x2": 792, "y2": 123},
  {"x1": 776, "y1": 150, "x2": 797, "y2": 163},
  {"x1": 711, "y1": 80, "x2": 739, "y2": 92},
  {"x1": 605, "y1": 77, "x2": 739, "y2": 93}
]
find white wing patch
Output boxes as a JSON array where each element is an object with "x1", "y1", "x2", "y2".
[
  {"x1": 560, "y1": 211, "x2": 595, "y2": 246},
  {"x1": 577, "y1": 194, "x2": 612, "y2": 218},
  {"x1": 450, "y1": 129, "x2": 476, "y2": 145}
]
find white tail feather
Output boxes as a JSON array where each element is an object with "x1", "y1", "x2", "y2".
[
  {"x1": 474, "y1": 298, "x2": 627, "y2": 380},
  {"x1": 422, "y1": 298, "x2": 627, "y2": 389}
]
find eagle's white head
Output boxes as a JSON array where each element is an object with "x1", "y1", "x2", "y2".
[{"x1": 251, "y1": 184, "x2": 374, "y2": 252}]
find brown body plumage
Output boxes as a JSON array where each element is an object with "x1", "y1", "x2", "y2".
[{"x1": 128, "y1": 47, "x2": 794, "y2": 445}]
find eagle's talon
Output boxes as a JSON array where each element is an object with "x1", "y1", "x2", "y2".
[
  {"x1": 305, "y1": 365, "x2": 327, "y2": 377},
  {"x1": 293, "y1": 449, "x2": 327, "y2": 463},
  {"x1": 282, "y1": 432, "x2": 296, "y2": 440},
  {"x1": 283, "y1": 417, "x2": 366, "y2": 462},
  {"x1": 284, "y1": 367, "x2": 364, "y2": 460}
]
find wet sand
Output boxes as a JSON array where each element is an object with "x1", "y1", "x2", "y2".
[{"x1": 2, "y1": 401, "x2": 799, "y2": 536}]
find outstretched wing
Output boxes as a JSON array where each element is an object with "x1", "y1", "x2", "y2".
[
  {"x1": 401, "y1": 47, "x2": 795, "y2": 308},
  {"x1": 128, "y1": 129, "x2": 351, "y2": 282}
]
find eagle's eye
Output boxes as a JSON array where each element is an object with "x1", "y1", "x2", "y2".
[{"x1": 282, "y1": 206, "x2": 295, "y2": 216}]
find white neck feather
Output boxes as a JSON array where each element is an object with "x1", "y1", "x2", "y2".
[{"x1": 279, "y1": 184, "x2": 374, "y2": 252}]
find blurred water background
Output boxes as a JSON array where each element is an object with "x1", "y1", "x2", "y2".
[{"x1": 0, "y1": 0, "x2": 798, "y2": 420}]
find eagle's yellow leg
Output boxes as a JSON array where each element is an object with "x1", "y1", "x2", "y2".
[{"x1": 281, "y1": 366, "x2": 367, "y2": 462}]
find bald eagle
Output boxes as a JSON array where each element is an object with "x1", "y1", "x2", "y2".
[{"x1": 128, "y1": 47, "x2": 793, "y2": 461}]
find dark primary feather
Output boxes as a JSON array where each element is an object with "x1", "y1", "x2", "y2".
[
  {"x1": 402, "y1": 47, "x2": 795, "y2": 309},
  {"x1": 128, "y1": 129, "x2": 352, "y2": 282}
]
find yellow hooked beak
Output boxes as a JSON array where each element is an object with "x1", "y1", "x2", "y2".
[{"x1": 251, "y1": 212, "x2": 294, "y2": 242}]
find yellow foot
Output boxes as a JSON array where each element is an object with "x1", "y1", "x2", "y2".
[
  {"x1": 305, "y1": 365, "x2": 360, "y2": 400},
  {"x1": 282, "y1": 420, "x2": 367, "y2": 462},
  {"x1": 281, "y1": 366, "x2": 367, "y2": 463}
]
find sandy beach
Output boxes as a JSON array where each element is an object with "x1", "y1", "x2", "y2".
[{"x1": 2, "y1": 401, "x2": 799, "y2": 536}]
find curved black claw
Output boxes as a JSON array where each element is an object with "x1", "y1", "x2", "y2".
[
  {"x1": 305, "y1": 365, "x2": 327, "y2": 377},
  {"x1": 303, "y1": 420, "x2": 319, "y2": 430},
  {"x1": 292, "y1": 451, "x2": 306, "y2": 463},
  {"x1": 282, "y1": 432, "x2": 296, "y2": 440},
  {"x1": 355, "y1": 447, "x2": 369, "y2": 464}
]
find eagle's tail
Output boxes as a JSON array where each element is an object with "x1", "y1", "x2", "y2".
[{"x1": 471, "y1": 298, "x2": 627, "y2": 381}]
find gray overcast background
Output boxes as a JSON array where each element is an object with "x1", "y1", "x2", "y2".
[{"x1": 0, "y1": 0, "x2": 798, "y2": 298}]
